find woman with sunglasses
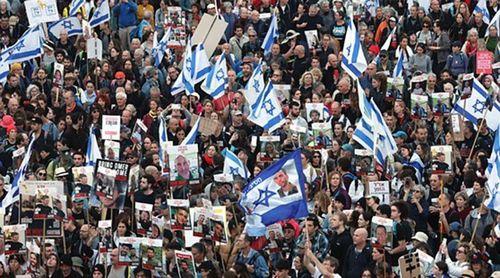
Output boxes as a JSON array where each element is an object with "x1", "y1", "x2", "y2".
[{"x1": 434, "y1": 242, "x2": 471, "y2": 278}]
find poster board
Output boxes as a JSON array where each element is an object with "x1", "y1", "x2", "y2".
[
  {"x1": 476, "y1": 50, "x2": 493, "y2": 74},
  {"x1": 311, "y1": 122, "x2": 333, "y2": 149},
  {"x1": 398, "y1": 252, "x2": 422, "y2": 278},
  {"x1": 25, "y1": 0, "x2": 59, "y2": 26},
  {"x1": 368, "y1": 181, "x2": 390, "y2": 204},
  {"x1": 190, "y1": 114, "x2": 223, "y2": 137},
  {"x1": 370, "y1": 216, "x2": 393, "y2": 248},
  {"x1": 102, "y1": 115, "x2": 121, "y2": 140},
  {"x1": 90, "y1": 159, "x2": 130, "y2": 209},
  {"x1": 168, "y1": 144, "x2": 200, "y2": 187},
  {"x1": 191, "y1": 14, "x2": 228, "y2": 58}
]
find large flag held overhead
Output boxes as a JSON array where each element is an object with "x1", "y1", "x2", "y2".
[
  {"x1": 0, "y1": 136, "x2": 35, "y2": 208},
  {"x1": 484, "y1": 129, "x2": 499, "y2": 211},
  {"x1": 222, "y1": 148, "x2": 250, "y2": 180},
  {"x1": 353, "y1": 81, "x2": 398, "y2": 165},
  {"x1": 244, "y1": 61, "x2": 265, "y2": 104},
  {"x1": 181, "y1": 117, "x2": 201, "y2": 145},
  {"x1": 453, "y1": 78, "x2": 498, "y2": 130},
  {"x1": 86, "y1": 125, "x2": 102, "y2": 166},
  {"x1": 48, "y1": 16, "x2": 83, "y2": 39},
  {"x1": 341, "y1": 19, "x2": 368, "y2": 79},
  {"x1": 69, "y1": 0, "x2": 85, "y2": 16},
  {"x1": 152, "y1": 28, "x2": 172, "y2": 67},
  {"x1": 0, "y1": 25, "x2": 44, "y2": 64},
  {"x1": 89, "y1": 0, "x2": 110, "y2": 28},
  {"x1": 239, "y1": 149, "x2": 308, "y2": 236},
  {"x1": 247, "y1": 81, "x2": 285, "y2": 132},
  {"x1": 261, "y1": 13, "x2": 278, "y2": 55},
  {"x1": 171, "y1": 42, "x2": 211, "y2": 96},
  {"x1": 474, "y1": 0, "x2": 490, "y2": 24},
  {"x1": 201, "y1": 54, "x2": 228, "y2": 99}
]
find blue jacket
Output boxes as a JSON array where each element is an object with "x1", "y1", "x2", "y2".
[
  {"x1": 112, "y1": 1, "x2": 138, "y2": 28},
  {"x1": 235, "y1": 249, "x2": 269, "y2": 278}
]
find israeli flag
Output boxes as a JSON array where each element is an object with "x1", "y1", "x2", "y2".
[
  {"x1": 485, "y1": 129, "x2": 499, "y2": 211},
  {"x1": 201, "y1": 54, "x2": 228, "y2": 99},
  {"x1": 453, "y1": 78, "x2": 498, "y2": 130},
  {"x1": 152, "y1": 28, "x2": 172, "y2": 67},
  {"x1": 69, "y1": 0, "x2": 85, "y2": 16},
  {"x1": 0, "y1": 25, "x2": 44, "y2": 64},
  {"x1": 181, "y1": 117, "x2": 201, "y2": 145},
  {"x1": 158, "y1": 116, "x2": 168, "y2": 165},
  {"x1": 1, "y1": 136, "x2": 35, "y2": 208},
  {"x1": 353, "y1": 81, "x2": 397, "y2": 165},
  {"x1": 89, "y1": 0, "x2": 110, "y2": 28},
  {"x1": 171, "y1": 42, "x2": 211, "y2": 96},
  {"x1": 392, "y1": 49, "x2": 404, "y2": 79},
  {"x1": 261, "y1": 13, "x2": 278, "y2": 55},
  {"x1": 342, "y1": 19, "x2": 368, "y2": 79},
  {"x1": 0, "y1": 61, "x2": 8, "y2": 85},
  {"x1": 85, "y1": 125, "x2": 102, "y2": 166},
  {"x1": 486, "y1": 10, "x2": 500, "y2": 36},
  {"x1": 247, "y1": 82, "x2": 285, "y2": 132},
  {"x1": 408, "y1": 152, "x2": 425, "y2": 183},
  {"x1": 474, "y1": 0, "x2": 490, "y2": 24},
  {"x1": 48, "y1": 16, "x2": 83, "y2": 39},
  {"x1": 239, "y1": 149, "x2": 308, "y2": 236},
  {"x1": 222, "y1": 148, "x2": 250, "y2": 180},
  {"x1": 244, "y1": 61, "x2": 265, "y2": 105}
]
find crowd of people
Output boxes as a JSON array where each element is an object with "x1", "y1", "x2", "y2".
[{"x1": 0, "y1": 0, "x2": 498, "y2": 277}]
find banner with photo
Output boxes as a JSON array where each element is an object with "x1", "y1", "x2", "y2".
[
  {"x1": 3, "y1": 224, "x2": 27, "y2": 256},
  {"x1": 90, "y1": 159, "x2": 130, "y2": 210},
  {"x1": 370, "y1": 216, "x2": 394, "y2": 248},
  {"x1": 168, "y1": 199, "x2": 191, "y2": 231},
  {"x1": 258, "y1": 136, "x2": 281, "y2": 163},
  {"x1": 135, "y1": 202, "x2": 153, "y2": 236},
  {"x1": 118, "y1": 237, "x2": 144, "y2": 266},
  {"x1": 104, "y1": 140, "x2": 121, "y2": 160},
  {"x1": 140, "y1": 238, "x2": 164, "y2": 271},
  {"x1": 431, "y1": 92, "x2": 451, "y2": 116},
  {"x1": 312, "y1": 122, "x2": 333, "y2": 149},
  {"x1": 169, "y1": 144, "x2": 200, "y2": 187},
  {"x1": 174, "y1": 250, "x2": 196, "y2": 278}
]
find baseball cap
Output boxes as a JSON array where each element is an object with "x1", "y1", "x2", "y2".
[
  {"x1": 31, "y1": 117, "x2": 43, "y2": 125},
  {"x1": 449, "y1": 222, "x2": 462, "y2": 232},
  {"x1": 114, "y1": 71, "x2": 126, "y2": 79},
  {"x1": 393, "y1": 131, "x2": 408, "y2": 140},
  {"x1": 341, "y1": 144, "x2": 354, "y2": 153},
  {"x1": 411, "y1": 232, "x2": 429, "y2": 243},
  {"x1": 207, "y1": 3, "x2": 216, "y2": 9}
]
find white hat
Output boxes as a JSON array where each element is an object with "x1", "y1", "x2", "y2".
[
  {"x1": 411, "y1": 232, "x2": 428, "y2": 243},
  {"x1": 207, "y1": 3, "x2": 216, "y2": 9}
]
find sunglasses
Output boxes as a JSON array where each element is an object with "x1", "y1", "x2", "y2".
[{"x1": 38, "y1": 172, "x2": 47, "y2": 176}]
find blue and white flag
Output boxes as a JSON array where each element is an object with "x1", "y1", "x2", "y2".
[
  {"x1": 392, "y1": 49, "x2": 404, "y2": 79},
  {"x1": 222, "y1": 148, "x2": 249, "y2": 180},
  {"x1": 201, "y1": 54, "x2": 228, "y2": 99},
  {"x1": 485, "y1": 129, "x2": 499, "y2": 211},
  {"x1": 474, "y1": 0, "x2": 490, "y2": 24},
  {"x1": 373, "y1": 26, "x2": 397, "y2": 64},
  {"x1": 247, "y1": 81, "x2": 285, "y2": 132},
  {"x1": 341, "y1": 19, "x2": 368, "y2": 79},
  {"x1": 171, "y1": 42, "x2": 211, "y2": 96},
  {"x1": 158, "y1": 116, "x2": 168, "y2": 166},
  {"x1": 0, "y1": 25, "x2": 44, "y2": 64},
  {"x1": 48, "y1": 16, "x2": 83, "y2": 39},
  {"x1": 239, "y1": 149, "x2": 308, "y2": 236},
  {"x1": 244, "y1": 61, "x2": 265, "y2": 105},
  {"x1": 353, "y1": 81, "x2": 397, "y2": 165},
  {"x1": 453, "y1": 78, "x2": 498, "y2": 130},
  {"x1": 86, "y1": 125, "x2": 102, "y2": 166},
  {"x1": 0, "y1": 61, "x2": 8, "y2": 85},
  {"x1": 89, "y1": 0, "x2": 110, "y2": 28},
  {"x1": 181, "y1": 117, "x2": 201, "y2": 145},
  {"x1": 408, "y1": 152, "x2": 425, "y2": 183},
  {"x1": 152, "y1": 28, "x2": 172, "y2": 67},
  {"x1": 69, "y1": 0, "x2": 85, "y2": 16},
  {"x1": 0, "y1": 136, "x2": 35, "y2": 208},
  {"x1": 261, "y1": 13, "x2": 278, "y2": 55}
]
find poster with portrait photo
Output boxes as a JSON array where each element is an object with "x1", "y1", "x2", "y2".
[
  {"x1": 288, "y1": 123, "x2": 308, "y2": 148},
  {"x1": 410, "y1": 94, "x2": 429, "y2": 119},
  {"x1": 265, "y1": 223, "x2": 284, "y2": 239},
  {"x1": 90, "y1": 159, "x2": 130, "y2": 210},
  {"x1": 135, "y1": 202, "x2": 153, "y2": 236},
  {"x1": 430, "y1": 145, "x2": 453, "y2": 174},
  {"x1": 431, "y1": 93, "x2": 451, "y2": 116},
  {"x1": 175, "y1": 250, "x2": 196, "y2": 278},
  {"x1": 209, "y1": 207, "x2": 228, "y2": 243},
  {"x1": 166, "y1": 7, "x2": 187, "y2": 49},
  {"x1": 102, "y1": 115, "x2": 121, "y2": 141},
  {"x1": 140, "y1": 238, "x2": 164, "y2": 271},
  {"x1": 33, "y1": 187, "x2": 56, "y2": 220},
  {"x1": 168, "y1": 199, "x2": 191, "y2": 231},
  {"x1": 460, "y1": 73, "x2": 474, "y2": 99},
  {"x1": 190, "y1": 207, "x2": 209, "y2": 238},
  {"x1": 354, "y1": 149, "x2": 374, "y2": 176},
  {"x1": 3, "y1": 224, "x2": 27, "y2": 255},
  {"x1": 370, "y1": 216, "x2": 394, "y2": 248},
  {"x1": 169, "y1": 144, "x2": 200, "y2": 187},
  {"x1": 131, "y1": 119, "x2": 148, "y2": 146},
  {"x1": 312, "y1": 122, "x2": 333, "y2": 148},
  {"x1": 258, "y1": 136, "x2": 281, "y2": 163},
  {"x1": 51, "y1": 193, "x2": 67, "y2": 221},
  {"x1": 305, "y1": 103, "x2": 325, "y2": 122},
  {"x1": 304, "y1": 30, "x2": 319, "y2": 50},
  {"x1": 387, "y1": 77, "x2": 404, "y2": 100},
  {"x1": 104, "y1": 140, "x2": 120, "y2": 161},
  {"x1": 72, "y1": 166, "x2": 94, "y2": 200},
  {"x1": 273, "y1": 84, "x2": 291, "y2": 102},
  {"x1": 52, "y1": 62, "x2": 64, "y2": 89},
  {"x1": 410, "y1": 74, "x2": 427, "y2": 95},
  {"x1": 118, "y1": 237, "x2": 144, "y2": 266},
  {"x1": 98, "y1": 220, "x2": 113, "y2": 255}
]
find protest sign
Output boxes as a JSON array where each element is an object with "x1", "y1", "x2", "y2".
[
  {"x1": 431, "y1": 92, "x2": 451, "y2": 116},
  {"x1": 131, "y1": 119, "x2": 148, "y2": 146},
  {"x1": 411, "y1": 94, "x2": 429, "y2": 119},
  {"x1": 312, "y1": 122, "x2": 333, "y2": 148},
  {"x1": 169, "y1": 144, "x2": 199, "y2": 187},
  {"x1": 90, "y1": 159, "x2": 130, "y2": 209},
  {"x1": 24, "y1": 0, "x2": 59, "y2": 26},
  {"x1": 258, "y1": 136, "x2": 281, "y2": 163},
  {"x1": 102, "y1": 115, "x2": 121, "y2": 140},
  {"x1": 368, "y1": 181, "x2": 391, "y2": 204},
  {"x1": 370, "y1": 216, "x2": 394, "y2": 248},
  {"x1": 476, "y1": 50, "x2": 493, "y2": 74},
  {"x1": 168, "y1": 199, "x2": 191, "y2": 231},
  {"x1": 399, "y1": 252, "x2": 422, "y2": 278},
  {"x1": 174, "y1": 250, "x2": 196, "y2": 278},
  {"x1": 135, "y1": 202, "x2": 153, "y2": 236},
  {"x1": 104, "y1": 140, "x2": 120, "y2": 160},
  {"x1": 87, "y1": 38, "x2": 103, "y2": 60},
  {"x1": 190, "y1": 207, "x2": 209, "y2": 238},
  {"x1": 191, "y1": 14, "x2": 228, "y2": 57},
  {"x1": 305, "y1": 103, "x2": 325, "y2": 122},
  {"x1": 431, "y1": 145, "x2": 453, "y2": 174},
  {"x1": 118, "y1": 237, "x2": 143, "y2": 266},
  {"x1": 140, "y1": 238, "x2": 164, "y2": 271},
  {"x1": 3, "y1": 224, "x2": 27, "y2": 255}
]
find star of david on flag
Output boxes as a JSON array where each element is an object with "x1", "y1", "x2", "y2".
[
  {"x1": 48, "y1": 16, "x2": 83, "y2": 39},
  {"x1": 239, "y1": 149, "x2": 308, "y2": 236},
  {"x1": 222, "y1": 148, "x2": 250, "y2": 180},
  {"x1": 454, "y1": 78, "x2": 498, "y2": 130}
]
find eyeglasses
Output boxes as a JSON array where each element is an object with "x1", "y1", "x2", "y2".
[
  {"x1": 38, "y1": 172, "x2": 47, "y2": 177},
  {"x1": 313, "y1": 155, "x2": 321, "y2": 158},
  {"x1": 249, "y1": 35, "x2": 256, "y2": 37},
  {"x1": 423, "y1": 25, "x2": 429, "y2": 28}
]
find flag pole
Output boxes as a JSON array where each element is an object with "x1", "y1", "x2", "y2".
[
  {"x1": 467, "y1": 108, "x2": 489, "y2": 160},
  {"x1": 470, "y1": 195, "x2": 487, "y2": 244}
]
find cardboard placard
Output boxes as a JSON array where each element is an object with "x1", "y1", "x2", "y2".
[
  {"x1": 191, "y1": 14, "x2": 228, "y2": 58},
  {"x1": 476, "y1": 50, "x2": 493, "y2": 74},
  {"x1": 190, "y1": 114, "x2": 223, "y2": 137},
  {"x1": 102, "y1": 115, "x2": 121, "y2": 140},
  {"x1": 25, "y1": 0, "x2": 59, "y2": 26}
]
